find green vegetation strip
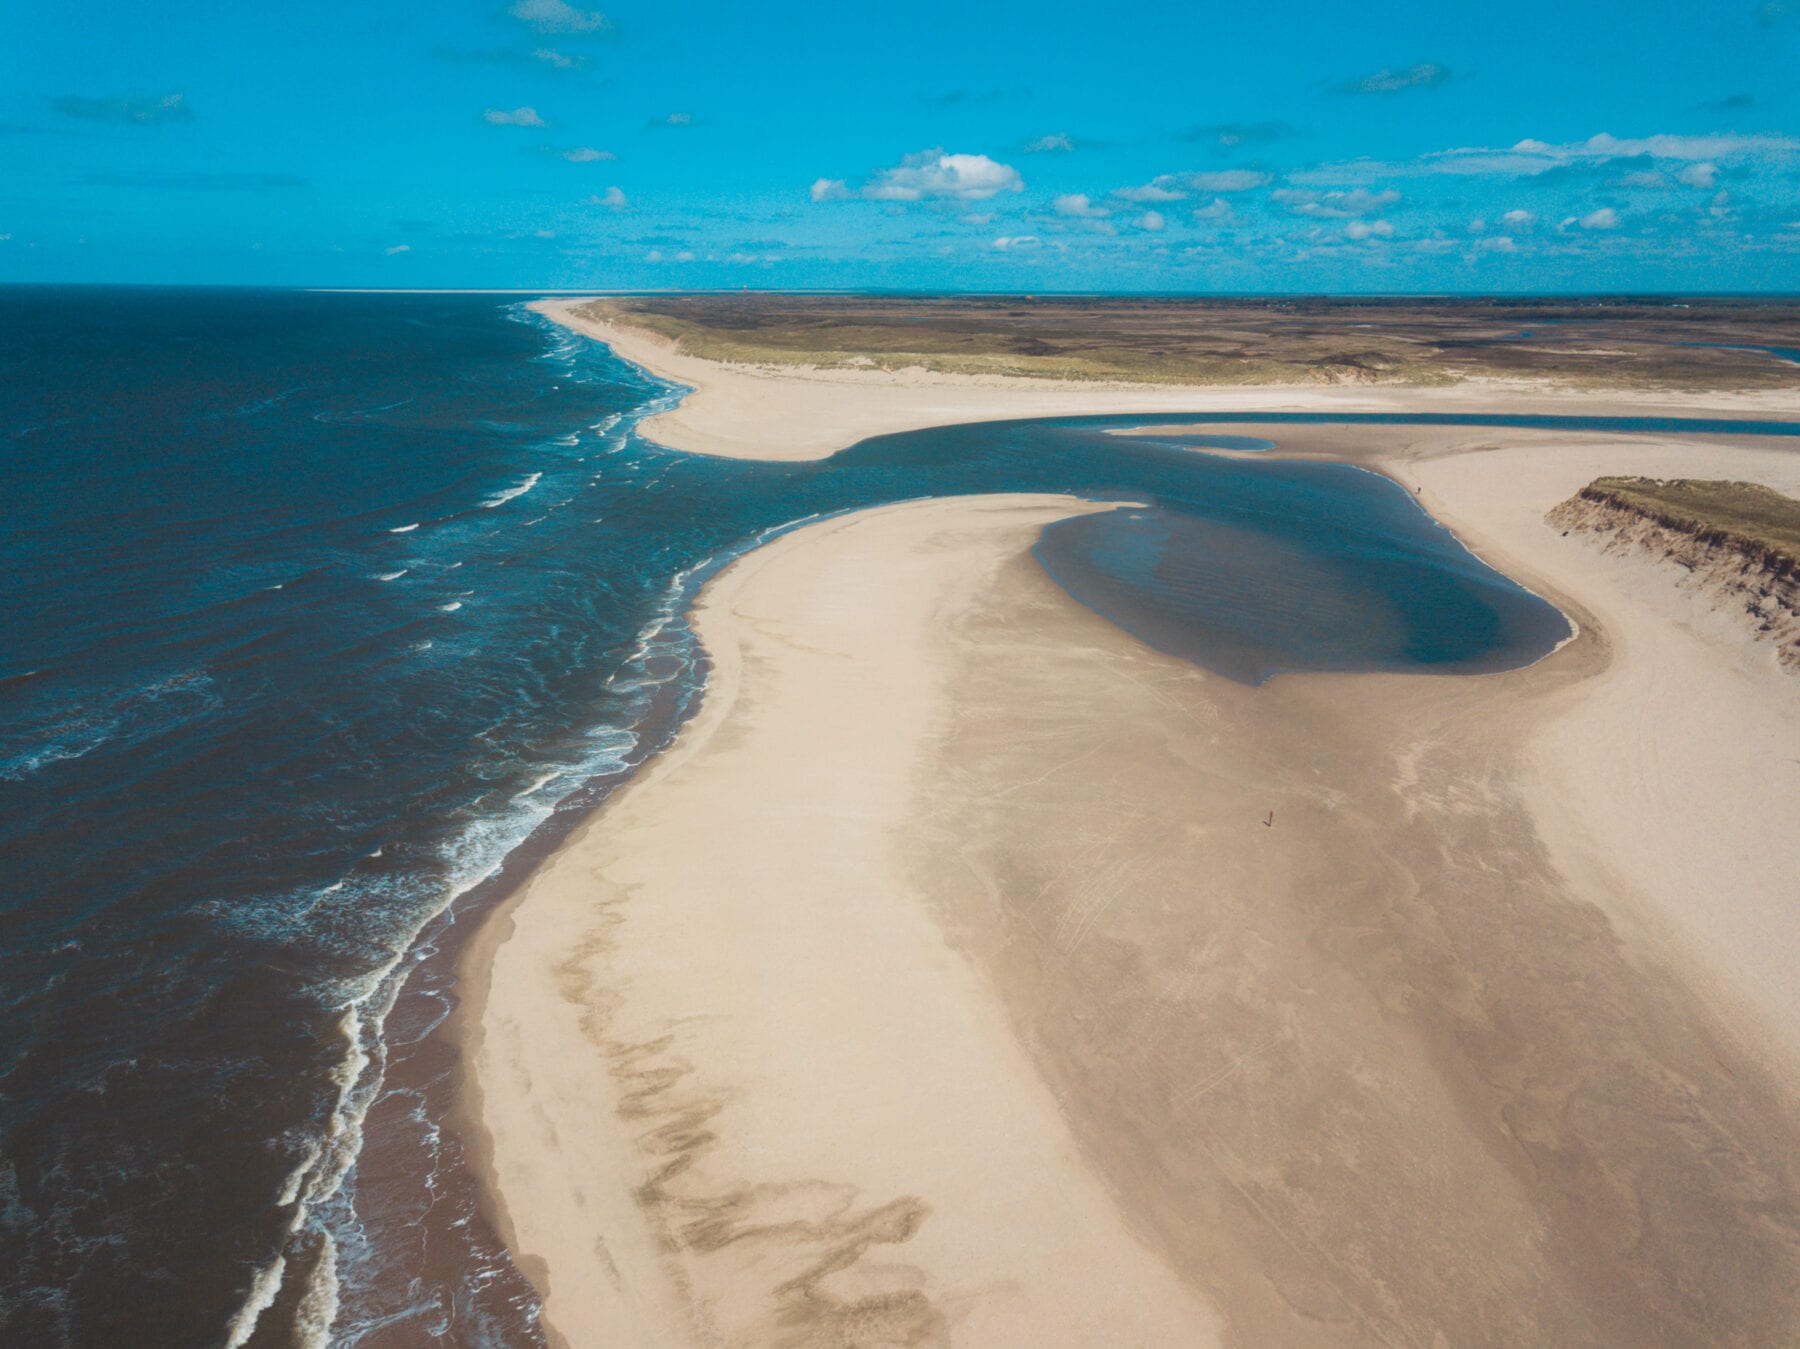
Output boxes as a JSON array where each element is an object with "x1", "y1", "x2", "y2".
[
  {"x1": 1579, "y1": 477, "x2": 1800, "y2": 573},
  {"x1": 577, "y1": 294, "x2": 1800, "y2": 392}
]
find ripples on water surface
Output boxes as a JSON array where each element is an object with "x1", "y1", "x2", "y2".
[{"x1": 12, "y1": 288, "x2": 1786, "y2": 1345}]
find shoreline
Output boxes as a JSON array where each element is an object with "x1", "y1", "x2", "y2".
[
  {"x1": 460, "y1": 495, "x2": 1225, "y2": 1345},
  {"x1": 531, "y1": 297, "x2": 1800, "y2": 462}
]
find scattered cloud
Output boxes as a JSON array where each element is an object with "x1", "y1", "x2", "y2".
[
  {"x1": 1273, "y1": 187, "x2": 1400, "y2": 218},
  {"x1": 1678, "y1": 161, "x2": 1720, "y2": 188},
  {"x1": 1115, "y1": 169, "x2": 1269, "y2": 202},
  {"x1": 561, "y1": 145, "x2": 615, "y2": 162},
  {"x1": 1176, "y1": 120, "x2": 1298, "y2": 151},
  {"x1": 859, "y1": 149, "x2": 1024, "y2": 201},
  {"x1": 1345, "y1": 219, "x2": 1394, "y2": 239},
  {"x1": 1023, "y1": 132, "x2": 1076, "y2": 154},
  {"x1": 1565, "y1": 207, "x2": 1620, "y2": 230},
  {"x1": 53, "y1": 92, "x2": 192, "y2": 126},
  {"x1": 1193, "y1": 197, "x2": 1234, "y2": 221},
  {"x1": 385, "y1": 244, "x2": 411, "y2": 255},
  {"x1": 810, "y1": 177, "x2": 851, "y2": 202},
  {"x1": 587, "y1": 186, "x2": 628, "y2": 208},
  {"x1": 648, "y1": 112, "x2": 693, "y2": 129},
  {"x1": 961, "y1": 212, "x2": 994, "y2": 225},
  {"x1": 82, "y1": 170, "x2": 306, "y2": 190},
  {"x1": 1501, "y1": 208, "x2": 1537, "y2": 229},
  {"x1": 1476, "y1": 235, "x2": 1517, "y2": 253},
  {"x1": 484, "y1": 106, "x2": 547, "y2": 127},
  {"x1": 1437, "y1": 131, "x2": 1797, "y2": 176},
  {"x1": 992, "y1": 234, "x2": 1040, "y2": 250},
  {"x1": 1053, "y1": 193, "x2": 1110, "y2": 218},
  {"x1": 508, "y1": 0, "x2": 613, "y2": 35},
  {"x1": 1294, "y1": 130, "x2": 1800, "y2": 187},
  {"x1": 531, "y1": 47, "x2": 583, "y2": 70},
  {"x1": 433, "y1": 45, "x2": 588, "y2": 73},
  {"x1": 1332, "y1": 63, "x2": 1451, "y2": 95},
  {"x1": 1135, "y1": 211, "x2": 1166, "y2": 231}
]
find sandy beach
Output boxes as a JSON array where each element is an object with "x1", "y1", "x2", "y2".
[
  {"x1": 458, "y1": 308, "x2": 1800, "y2": 1345},
  {"x1": 531, "y1": 298, "x2": 1799, "y2": 462}
]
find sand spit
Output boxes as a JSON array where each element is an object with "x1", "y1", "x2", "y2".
[
  {"x1": 465, "y1": 480, "x2": 1800, "y2": 1345},
  {"x1": 531, "y1": 297, "x2": 1799, "y2": 462},
  {"x1": 462, "y1": 497, "x2": 1223, "y2": 1347}
]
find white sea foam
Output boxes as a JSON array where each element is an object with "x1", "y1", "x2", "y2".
[
  {"x1": 481, "y1": 472, "x2": 542, "y2": 509},
  {"x1": 222, "y1": 1253, "x2": 288, "y2": 1349},
  {"x1": 375, "y1": 570, "x2": 407, "y2": 582},
  {"x1": 387, "y1": 524, "x2": 419, "y2": 534},
  {"x1": 437, "y1": 601, "x2": 462, "y2": 612}
]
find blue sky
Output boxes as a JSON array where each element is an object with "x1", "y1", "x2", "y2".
[{"x1": 3, "y1": 0, "x2": 1799, "y2": 291}]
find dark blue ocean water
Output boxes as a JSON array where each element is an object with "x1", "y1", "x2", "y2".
[{"x1": 2, "y1": 288, "x2": 1793, "y2": 1348}]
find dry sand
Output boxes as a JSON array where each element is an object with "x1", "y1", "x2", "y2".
[
  {"x1": 531, "y1": 297, "x2": 1799, "y2": 462},
  {"x1": 459, "y1": 306, "x2": 1800, "y2": 1345},
  {"x1": 462, "y1": 498, "x2": 1225, "y2": 1348}
]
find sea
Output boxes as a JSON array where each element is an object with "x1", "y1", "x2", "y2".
[{"x1": 3, "y1": 287, "x2": 1795, "y2": 1347}]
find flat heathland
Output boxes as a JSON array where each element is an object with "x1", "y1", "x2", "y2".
[{"x1": 581, "y1": 294, "x2": 1800, "y2": 390}]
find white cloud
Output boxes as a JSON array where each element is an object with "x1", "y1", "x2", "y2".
[
  {"x1": 561, "y1": 146, "x2": 615, "y2": 163},
  {"x1": 1569, "y1": 206, "x2": 1627, "y2": 230},
  {"x1": 1679, "y1": 161, "x2": 1719, "y2": 188},
  {"x1": 1053, "y1": 193, "x2": 1110, "y2": 218},
  {"x1": 1345, "y1": 219, "x2": 1394, "y2": 240},
  {"x1": 1136, "y1": 211, "x2": 1166, "y2": 231},
  {"x1": 862, "y1": 149, "x2": 1024, "y2": 201},
  {"x1": 1024, "y1": 132, "x2": 1076, "y2": 153},
  {"x1": 484, "y1": 106, "x2": 547, "y2": 128},
  {"x1": 1294, "y1": 131, "x2": 1800, "y2": 186},
  {"x1": 810, "y1": 177, "x2": 851, "y2": 202},
  {"x1": 385, "y1": 244, "x2": 411, "y2": 255},
  {"x1": 532, "y1": 47, "x2": 581, "y2": 69},
  {"x1": 587, "y1": 186, "x2": 627, "y2": 208},
  {"x1": 1502, "y1": 208, "x2": 1537, "y2": 228},
  {"x1": 993, "y1": 234, "x2": 1041, "y2": 250},
  {"x1": 961, "y1": 212, "x2": 994, "y2": 225},
  {"x1": 1273, "y1": 187, "x2": 1400, "y2": 218},
  {"x1": 508, "y1": 0, "x2": 612, "y2": 34},
  {"x1": 1116, "y1": 169, "x2": 1268, "y2": 202},
  {"x1": 1476, "y1": 235, "x2": 1517, "y2": 253},
  {"x1": 651, "y1": 112, "x2": 694, "y2": 128},
  {"x1": 1193, "y1": 197, "x2": 1234, "y2": 222}
]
